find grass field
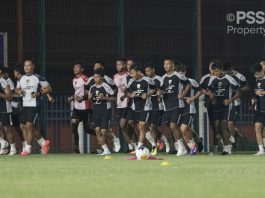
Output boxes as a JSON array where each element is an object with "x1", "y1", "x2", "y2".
[{"x1": 0, "y1": 153, "x2": 264, "y2": 198}]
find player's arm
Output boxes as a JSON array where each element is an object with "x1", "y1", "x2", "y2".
[
  {"x1": 224, "y1": 90, "x2": 240, "y2": 106},
  {"x1": 0, "y1": 85, "x2": 12, "y2": 100},
  {"x1": 186, "y1": 88, "x2": 203, "y2": 104},
  {"x1": 178, "y1": 82, "x2": 191, "y2": 99},
  {"x1": 99, "y1": 94, "x2": 116, "y2": 102},
  {"x1": 99, "y1": 85, "x2": 116, "y2": 102},
  {"x1": 224, "y1": 81, "x2": 240, "y2": 106},
  {"x1": 15, "y1": 80, "x2": 24, "y2": 96}
]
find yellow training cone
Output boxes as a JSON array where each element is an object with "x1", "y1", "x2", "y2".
[
  {"x1": 104, "y1": 156, "x2": 112, "y2": 160},
  {"x1": 160, "y1": 161, "x2": 170, "y2": 166}
]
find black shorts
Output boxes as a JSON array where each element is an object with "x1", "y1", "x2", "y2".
[
  {"x1": 92, "y1": 109, "x2": 111, "y2": 129},
  {"x1": 0, "y1": 113, "x2": 12, "y2": 127},
  {"x1": 127, "y1": 108, "x2": 135, "y2": 121},
  {"x1": 228, "y1": 106, "x2": 239, "y2": 122},
  {"x1": 134, "y1": 111, "x2": 150, "y2": 123},
  {"x1": 11, "y1": 113, "x2": 20, "y2": 126},
  {"x1": 180, "y1": 114, "x2": 194, "y2": 126},
  {"x1": 71, "y1": 109, "x2": 92, "y2": 125},
  {"x1": 149, "y1": 110, "x2": 163, "y2": 125},
  {"x1": 254, "y1": 111, "x2": 265, "y2": 125},
  {"x1": 164, "y1": 108, "x2": 182, "y2": 125},
  {"x1": 213, "y1": 109, "x2": 229, "y2": 121},
  {"x1": 21, "y1": 107, "x2": 39, "y2": 124},
  {"x1": 116, "y1": 108, "x2": 128, "y2": 121}
]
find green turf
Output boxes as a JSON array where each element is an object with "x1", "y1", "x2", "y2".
[{"x1": 0, "y1": 153, "x2": 264, "y2": 198}]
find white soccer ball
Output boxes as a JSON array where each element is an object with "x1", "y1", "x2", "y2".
[{"x1": 136, "y1": 146, "x2": 150, "y2": 160}]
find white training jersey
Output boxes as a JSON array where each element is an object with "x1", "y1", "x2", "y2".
[
  {"x1": 5, "y1": 78, "x2": 14, "y2": 113},
  {"x1": 6, "y1": 78, "x2": 15, "y2": 91},
  {"x1": 113, "y1": 71, "x2": 129, "y2": 108},
  {"x1": 0, "y1": 77, "x2": 12, "y2": 113},
  {"x1": 16, "y1": 73, "x2": 49, "y2": 107},
  {"x1": 72, "y1": 74, "x2": 91, "y2": 110}
]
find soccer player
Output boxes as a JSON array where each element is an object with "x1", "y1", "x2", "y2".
[
  {"x1": 176, "y1": 64, "x2": 202, "y2": 155},
  {"x1": 126, "y1": 64, "x2": 154, "y2": 149},
  {"x1": 144, "y1": 62, "x2": 170, "y2": 154},
  {"x1": 124, "y1": 57, "x2": 139, "y2": 152},
  {"x1": 12, "y1": 64, "x2": 27, "y2": 152},
  {"x1": 223, "y1": 62, "x2": 248, "y2": 144},
  {"x1": 88, "y1": 68, "x2": 116, "y2": 155},
  {"x1": 68, "y1": 61, "x2": 94, "y2": 153},
  {"x1": 158, "y1": 58, "x2": 191, "y2": 156},
  {"x1": 88, "y1": 61, "x2": 121, "y2": 152},
  {"x1": 200, "y1": 59, "x2": 220, "y2": 152},
  {"x1": 113, "y1": 57, "x2": 137, "y2": 152},
  {"x1": 0, "y1": 66, "x2": 15, "y2": 155},
  {"x1": 13, "y1": 63, "x2": 51, "y2": 155},
  {"x1": 15, "y1": 58, "x2": 51, "y2": 156},
  {"x1": 208, "y1": 61, "x2": 240, "y2": 155},
  {"x1": 252, "y1": 63, "x2": 265, "y2": 155}
]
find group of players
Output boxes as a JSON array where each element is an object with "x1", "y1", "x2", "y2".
[
  {"x1": 1, "y1": 57, "x2": 265, "y2": 156},
  {"x1": 0, "y1": 58, "x2": 52, "y2": 156},
  {"x1": 70, "y1": 56, "x2": 265, "y2": 156}
]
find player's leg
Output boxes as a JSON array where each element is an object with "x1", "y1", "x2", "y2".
[
  {"x1": 104, "y1": 109, "x2": 121, "y2": 153},
  {"x1": 147, "y1": 110, "x2": 161, "y2": 155},
  {"x1": 97, "y1": 110, "x2": 111, "y2": 155},
  {"x1": 33, "y1": 126, "x2": 50, "y2": 155},
  {"x1": 12, "y1": 113, "x2": 26, "y2": 152},
  {"x1": 127, "y1": 109, "x2": 138, "y2": 150},
  {"x1": 219, "y1": 119, "x2": 232, "y2": 155},
  {"x1": 254, "y1": 112, "x2": 265, "y2": 155},
  {"x1": 170, "y1": 109, "x2": 187, "y2": 156},
  {"x1": 3, "y1": 113, "x2": 17, "y2": 155},
  {"x1": 136, "y1": 111, "x2": 149, "y2": 149},
  {"x1": 180, "y1": 115, "x2": 197, "y2": 155},
  {"x1": 0, "y1": 116, "x2": 9, "y2": 155},
  {"x1": 20, "y1": 108, "x2": 35, "y2": 156},
  {"x1": 227, "y1": 107, "x2": 236, "y2": 144},
  {"x1": 262, "y1": 126, "x2": 265, "y2": 147},
  {"x1": 119, "y1": 108, "x2": 135, "y2": 152},
  {"x1": 71, "y1": 109, "x2": 80, "y2": 153}
]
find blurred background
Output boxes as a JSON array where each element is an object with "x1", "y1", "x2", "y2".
[{"x1": 1, "y1": 0, "x2": 264, "y2": 153}]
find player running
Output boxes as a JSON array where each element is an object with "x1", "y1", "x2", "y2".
[
  {"x1": 158, "y1": 58, "x2": 191, "y2": 156},
  {"x1": 15, "y1": 58, "x2": 51, "y2": 156},
  {"x1": 176, "y1": 64, "x2": 202, "y2": 155},
  {"x1": 88, "y1": 68, "x2": 116, "y2": 155},
  {"x1": 68, "y1": 61, "x2": 94, "y2": 153},
  {"x1": 208, "y1": 61, "x2": 240, "y2": 155},
  {"x1": 144, "y1": 62, "x2": 170, "y2": 154}
]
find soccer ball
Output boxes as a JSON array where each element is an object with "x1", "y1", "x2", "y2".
[{"x1": 136, "y1": 146, "x2": 150, "y2": 160}]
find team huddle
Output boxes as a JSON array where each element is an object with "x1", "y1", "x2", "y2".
[{"x1": 1, "y1": 57, "x2": 265, "y2": 156}]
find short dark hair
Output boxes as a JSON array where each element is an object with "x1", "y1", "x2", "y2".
[
  {"x1": 130, "y1": 64, "x2": 142, "y2": 72},
  {"x1": 94, "y1": 67, "x2": 105, "y2": 77},
  {"x1": 163, "y1": 57, "x2": 174, "y2": 63},
  {"x1": 251, "y1": 63, "x2": 263, "y2": 73},
  {"x1": 93, "y1": 60, "x2": 105, "y2": 68},
  {"x1": 144, "y1": 62, "x2": 155, "y2": 69},
  {"x1": 14, "y1": 63, "x2": 25, "y2": 74},
  {"x1": 223, "y1": 62, "x2": 232, "y2": 71},
  {"x1": 24, "y1": 57, "x2": 36, "y2": 65},
  {"x1": 116, "y1": 57, "x2": 126, "y2": 63},
  {"x1": 127, "y1": 56, "x2": 138, "y2": 63},
  {"x1": 209, "y1": 59, "x2": 221, "y2": 65},
  {"x1": 211, "y1": 61, "x2": 223, "y2": 70},
  {"x1": 175, "y1": 64, "x2": 186, "y2": 73},
  {"x1": 74, "y1": 60, "x2": 84, "y2": 69}
]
